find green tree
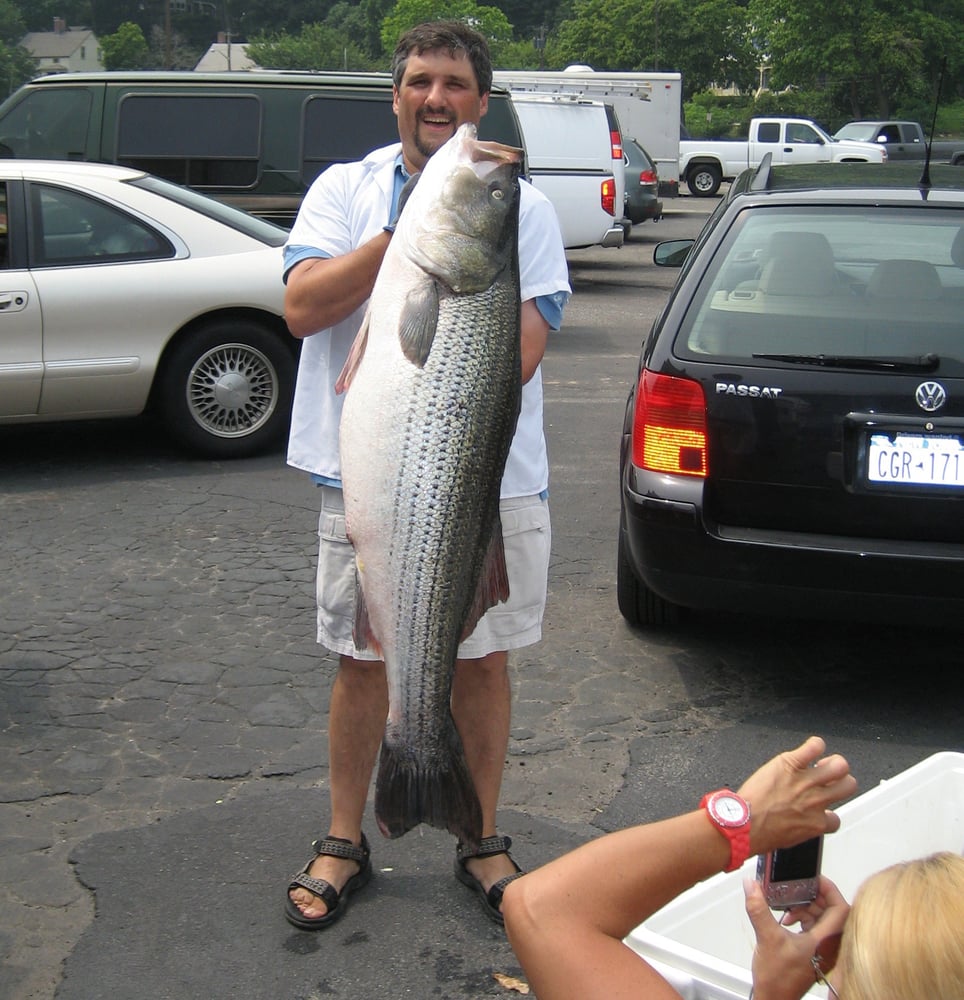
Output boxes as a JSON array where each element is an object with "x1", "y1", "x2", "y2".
[
  {"x1": 0, "y1": 0, "x2": 32, "y2": 99},
  {"x1": 379, "y1": 0, "x2": 514, "y2": 57},
  {"x1": 0, "y1": 0, "x2": 24, "y2": 39},
  {"x1": 496, "y1": 0, "x2": 565, "y2": 43},
  {"x1": 100, "y1": 21, "x2": 151, "y2": 69},
  {"x1": 492, "y1": 38, "x2": 544, "y2": 69},
  {"x1": 551, "y1": 0, "x2": 756, "y2": 97},
  {"x1": 246, "y1": 22, "x2": 372, "y2": 70},
  {"x1": 353, "y1": 0, "x2": 397, "y2": 60},
  {"x1": 748, "y1": 0, "x2": 964, "y2": 121},
  {"x1": 147, "y1": 24, "x2": 202, "y2": 71},
  {"x1": 20, "y1": 1, "x2": 94, "y2": 32},
  {"x1": 236, "y1": 0, "x2": 336, "y2": 38},
  {"x1": 326, "y1": 0, "x2": 376, "y2": 51}
]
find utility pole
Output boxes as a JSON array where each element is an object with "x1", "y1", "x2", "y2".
[
  {"x1": 534, "y1": 25, "x2": 546, "y2": 70},
  {"x1": 164, "y1": 0, "x2": 171, "y2": 69}
]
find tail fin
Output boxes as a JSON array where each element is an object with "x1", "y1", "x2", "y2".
[{"x1": 374, "y1": 716, "x2": 482, "y2": 849}]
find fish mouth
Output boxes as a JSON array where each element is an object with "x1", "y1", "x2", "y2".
[{"x1": 468, "y1": 139, "x2": 524, "y2": 168}]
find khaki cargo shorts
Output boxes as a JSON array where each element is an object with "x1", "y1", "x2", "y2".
[{"x1": 314, "y1": 485, "x2": 550, "y2": 660}]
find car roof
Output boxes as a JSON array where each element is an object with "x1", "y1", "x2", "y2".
[
  {"x1": 20, "y1": 69, "x2": 513, "y2": 96},
  {"x1": 841, "y1": 119, "x2": 915, "y2": 126},
  {"x1": 24, "y1": 69, "x2": 395, "y2": 86},
  {"x1": 0, "y1": 159, "x2": 148, "y2": 182},
  {"x1": 732, "y1": 160, "x2": 964, "y2": 205}
]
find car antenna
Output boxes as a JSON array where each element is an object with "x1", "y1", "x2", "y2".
[{"x1": 919, "y1": 57, "x2": 947, "y2": 190}]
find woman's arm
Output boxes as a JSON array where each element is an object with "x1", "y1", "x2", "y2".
[{"x1": 502, "y1": 736, "x2": 856, "y2": 1000}]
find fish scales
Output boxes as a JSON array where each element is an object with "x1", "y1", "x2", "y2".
[
  {"x1": 384, "y1": 285, "x2": 519, "y2": 839},
  {"x1": 338, "y1": 124, "x2": 523, "y2": 847}
]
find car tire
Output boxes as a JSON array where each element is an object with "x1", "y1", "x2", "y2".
[
  {"x1": 687, "y1": 163, "x2": 722, "y2": 197},
  {"x1": 156, "y1": 319, "x2": 295, "y2": 459},
  {"x1": 616, "y1": 526, "x2": 681, "y2": 627}
]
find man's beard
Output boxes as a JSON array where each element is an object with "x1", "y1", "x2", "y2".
[{"x1": 413, "y1": 114, "x2": 455, "y2": 160}]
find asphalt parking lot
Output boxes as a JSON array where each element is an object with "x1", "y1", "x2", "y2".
[{"x1": 2, "y1": 192, "x2": 962, "y2": 1000}]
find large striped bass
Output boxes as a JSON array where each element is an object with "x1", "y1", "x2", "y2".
[{"x1": 337, "y1": 123, "x2": 524, "y2": 848}]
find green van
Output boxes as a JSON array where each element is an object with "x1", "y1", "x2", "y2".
[{"x1": 0, "y1": 71, "x2": 525, "y2": 227}]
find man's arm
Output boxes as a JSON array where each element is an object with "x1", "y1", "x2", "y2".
[
  {"x1": 284, "y1": 230, "x2": 392, "y2": 339},
  {"x1": 520, "y1": 298, "x2": 550, "y2": 385}
]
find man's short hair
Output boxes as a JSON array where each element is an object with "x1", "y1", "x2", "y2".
[{"x1": 391, "y1": 20, "x2": 493, "y2": 95}]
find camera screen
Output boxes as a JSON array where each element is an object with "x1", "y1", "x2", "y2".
[{"x1": 770, "y1": 836, "x2": 821, "y2": 880}]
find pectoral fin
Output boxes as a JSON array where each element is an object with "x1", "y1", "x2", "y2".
[{"x1": 398, "y1": 279, "x2": 439, "y2": 368}]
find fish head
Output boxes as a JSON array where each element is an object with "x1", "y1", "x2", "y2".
[{"x1": 398, "y1": 123, "x2": 523, "y2": 295}]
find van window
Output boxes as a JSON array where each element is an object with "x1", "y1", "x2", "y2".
[
  {"x1": 302, "y1": 94, "x2": 398, "y2": 184},
  {"x1": 0, "y1": 88, "x2": 91, "y2": 159},
  {"x1": 116, "y1": 94, "x2": 261, "y2": 188}
]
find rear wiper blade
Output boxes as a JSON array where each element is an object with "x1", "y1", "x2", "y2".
[{"x1": 752, "y1": 352, "x2": 940, "y2": 373}]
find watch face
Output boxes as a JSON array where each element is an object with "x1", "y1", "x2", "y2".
[{"x1": 710, "y1": 792, "x2": 749, "y2": 827}]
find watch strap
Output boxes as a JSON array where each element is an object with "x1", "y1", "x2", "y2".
[{"x1": 700, "y1": 790, "x2": 751, "y2": 872}]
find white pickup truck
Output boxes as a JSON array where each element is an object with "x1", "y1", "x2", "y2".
[{"x1": 680, "y1": 117, "x2": 886, "y2": 196}]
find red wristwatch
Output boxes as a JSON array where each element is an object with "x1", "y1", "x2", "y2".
[{"x1": 700, "y1": 789, "x2": 751, "y2": 872}]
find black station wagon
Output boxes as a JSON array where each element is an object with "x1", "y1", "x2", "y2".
[{"x1": 618, "y1": 159, "x2": 964, "y2": 627}]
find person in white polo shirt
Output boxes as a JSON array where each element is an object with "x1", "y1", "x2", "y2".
[{"x1": 281, "y1": 20, "x2": 570, "y2": 931}]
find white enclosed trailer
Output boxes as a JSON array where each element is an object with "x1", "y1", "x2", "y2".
[{"x1": 493, "y1": 67, "x2": 683, "y2": 196}]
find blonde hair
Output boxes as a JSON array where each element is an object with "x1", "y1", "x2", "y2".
[{"x1": 834, "y1": 852, "x2": 964, "y2": 1000}]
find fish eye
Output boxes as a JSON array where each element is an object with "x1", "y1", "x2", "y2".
[{"x1": 491, "y1": 187, "x2": 505, "y2": 201}]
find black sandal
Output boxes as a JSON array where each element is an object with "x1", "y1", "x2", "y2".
[
  {"x1": 454, "y1": 834, "x2": 525, "y2": 926},
  {"x1": 284, "y1": 833, "x2": 372, "y2": 930}
]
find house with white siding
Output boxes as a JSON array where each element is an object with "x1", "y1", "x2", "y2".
[{"x1": 22, "y1": 18, "x2": 102, "y2": 76}]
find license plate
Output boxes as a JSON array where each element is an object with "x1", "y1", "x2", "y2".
[{"x1": 867, "y1": 432, "x2": 964, "y2": 488}]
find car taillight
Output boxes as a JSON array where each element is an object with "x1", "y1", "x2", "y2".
[
  {"x1": 639, "y1": 169, "x2": 657, "y2": 184},
  {"x1": 632, "y1": 370, "x2": 708, "y2": 477},
  {"x1": 610, "y1": 129, "x2": 623, "y2": 160},
  {"x1": 601, "y1": 177, "x2": 616, "y2": 216}
]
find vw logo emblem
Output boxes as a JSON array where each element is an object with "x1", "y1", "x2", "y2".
[{"x1": 915, "y1": 381, "x2": 947, "y2": 412}]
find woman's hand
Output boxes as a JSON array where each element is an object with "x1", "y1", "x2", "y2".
[
  {"x1": 744, "y1": 874, "x2": 850, "y2": 1000},
  {"x1": 738, "y1": 736, "x2": 858, "y2": 856}
]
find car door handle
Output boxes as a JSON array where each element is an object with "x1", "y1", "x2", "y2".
[{"x1": 0, "y1": 291, "x2": 29, "y2": 312}]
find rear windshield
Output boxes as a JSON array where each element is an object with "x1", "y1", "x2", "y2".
[
  {"x1": 129, "y1": 174, "x2": 288, "y2": 245},
  {"x1": 834, "y1": 124, "x2": 877, "y2": 142},
  {"x1": 675, "y1": 205, "x2": 964, "y2": 370}
]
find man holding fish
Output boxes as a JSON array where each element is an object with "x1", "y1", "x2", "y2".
[{"x1": 282, "y1": 20, "x2": 570, "y2": 931}]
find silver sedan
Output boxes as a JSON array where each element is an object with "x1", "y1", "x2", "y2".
[{"x1": 0, "y1": 160, "x2": 292, "y2": 458}]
